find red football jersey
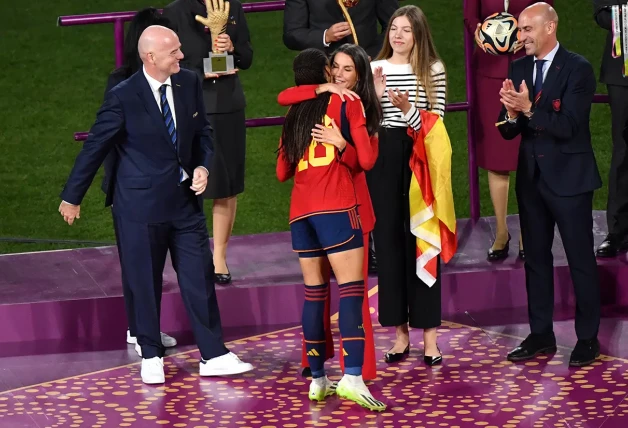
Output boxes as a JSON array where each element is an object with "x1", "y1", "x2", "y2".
[
  {"x1": 277, "y1": 87, "x2": 378, "y2": 229},
  {"x1": 276, "y1": 92, "x2": 377, "y2": 223}
]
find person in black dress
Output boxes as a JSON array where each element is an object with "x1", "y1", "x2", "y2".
[
  {"x1": 162, "y1": 0, "x2": 253, "y2": 284},
  {"x1": 592, "y1": 0, "x2": 628, "y2": 257},
  {"x1": 101, "y1": 7, "x2": 178, "y2": 353}
]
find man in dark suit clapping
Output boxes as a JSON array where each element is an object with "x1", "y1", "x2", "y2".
[
  {"x1": 282, "y1": 0, "x2": 398, "y2": 60},
  {"x1": 496, "y1": 2, "x2": 602, "y2": 367},
  {"x1": 58, "y1": 25, "x2": 253, "y2": 384}
]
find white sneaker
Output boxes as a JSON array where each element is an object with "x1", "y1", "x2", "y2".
[
  {"x1": 160, "y1": 332, "x2": 177, "y2": 348},
  {"x1": 127, "y1": 330, "x2": 177, "y2": 348},
  {"x1": 141, "y1": 357, "x2": 165, "y2": 384},
  {"x1": 135, "y1": 343, "x2": 142, "y2": 357},
  {"x1": 199, "y1": 352, "x2": 254, "y2": 376},
  {"x1": 309, "y1": 376, "x2": 337, "y2": 401}
]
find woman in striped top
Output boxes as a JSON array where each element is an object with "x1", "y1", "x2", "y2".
[{"x1": 367, "y1": 4, "x2": 447, "y2": 367}]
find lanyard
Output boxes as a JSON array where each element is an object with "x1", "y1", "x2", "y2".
[
  {"x1": 611, "y1": 3, "x2": 628, "y2": 77},
  {"x1": 624, "y1": 4, "x2": 628, "y2": 76},
  {"x1": 612, "y1": 5, "x2": 622, "y2": 58}
]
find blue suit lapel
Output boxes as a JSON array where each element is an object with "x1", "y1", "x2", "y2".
[
  {"x1": 136, "y1": 72, "x2": 177, "y2": 153},
  {"x1": 523, "y1": 56, "x2": 534, "y2": 104},
  {"x1": 537, "y1": 46, "x2": 567, "y2": 107}
]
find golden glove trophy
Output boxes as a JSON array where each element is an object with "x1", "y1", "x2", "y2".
[
  {"x1": 195, "y1": 0, "x2": 234, "y2": 74},
  {"x1": 338, "y1": 0, "x2": 359, "y2": 45}
]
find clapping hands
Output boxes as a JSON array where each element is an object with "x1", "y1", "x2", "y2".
[
  {"x1": 373, "y1": 66, "x2": 386, "y2": 99},
  {"x1": 387, "y1": 88, "x2": 411, "y2": 115},
  {"x1": 499, "y1": 79, "x2": 532, "y2": 118}
]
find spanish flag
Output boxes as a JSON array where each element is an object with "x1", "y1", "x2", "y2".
[{"x1": 408, "y1": 110, "x2": 458, "y2": 286}]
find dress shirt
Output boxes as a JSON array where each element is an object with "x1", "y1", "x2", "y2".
[{"x1": 533, "y1": 42, "x2": 560, "y2": 85}]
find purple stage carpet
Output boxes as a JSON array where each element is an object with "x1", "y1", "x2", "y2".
[
  {"x1": 2, "y1": 211, "x2": 628, "y2": 427},
  {"x1": 2, "y1": 314, "x2": 628, "y2": 427}
]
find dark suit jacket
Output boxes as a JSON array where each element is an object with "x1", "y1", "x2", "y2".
[
  {"x1": 61, "y1": 68, "x2": 213, "y2": 223},
  {"x1": 283, "y1": 0, "x2": 398, "y2": 59},
  {"x1": 593, "y1": 0, "x2": 628, "y2": 86},
  {"x1": 100, "y1": 68, "x2": 129, "y2": 200},
  {"x1": 497, "y1": 46, "x2": 602, "y2": 196},
  {"x1": 162, "y1": 0, "x2": 253, "y2": 114}
]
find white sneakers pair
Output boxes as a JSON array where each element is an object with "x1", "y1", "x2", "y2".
[
  {"x1": 128, "y1": 330, "x2": 254, "y2": 384},
  {"x1": 141, "y1": 351, "x2": 254, "y2": 384}
]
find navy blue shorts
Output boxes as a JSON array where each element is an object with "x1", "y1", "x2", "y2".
[{"x1": 290, "y1": 208, "x2": 363, "y2": 258}]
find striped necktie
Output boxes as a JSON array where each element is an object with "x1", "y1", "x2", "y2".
[
  {"x1": 159, "y1": 84, "x2": 184, "y2": 183},
  {"x1": 534, "y1": 59, "x2": 545, "y2": 105}
]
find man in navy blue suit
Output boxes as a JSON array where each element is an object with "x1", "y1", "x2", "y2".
[
  {"x1": 59, "y1": 25, "x2": 253, "y2": 384},
  {"x1": 496, "y1": 3, "x2": 602, "y2": 367}
]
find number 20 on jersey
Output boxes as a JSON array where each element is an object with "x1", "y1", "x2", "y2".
[{"x1": 297, "y1": 114, "x2": 336, "y2": 172}]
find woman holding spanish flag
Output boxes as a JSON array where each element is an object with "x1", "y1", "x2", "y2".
[
  {"x1": 368, "y1": 5, "x2": 456, "y2": 366},
  {"x1": 277, "y1": 43, "x2": 382, "y2": 382}
]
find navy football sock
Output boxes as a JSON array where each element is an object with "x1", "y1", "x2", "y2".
[
  {"x1": 338, "y1": 280, "x2": 365, "y2": 375},
  {"x1": 302, "y1": 283, "x2": 329, "y2": 378}
]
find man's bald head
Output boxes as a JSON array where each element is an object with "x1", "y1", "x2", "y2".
[
  {"x1": 138, "y1": 25, "x2": 177, "y2": 58},
  {"x1": 517, "y1": 2, "x2": 559, "y2": 59},
  {"x1": 521, "y1": 2, "x2": 558, "y2": 25},
  {"x1": 138, "y1": 25, "x2": 184, "y2": 82}
]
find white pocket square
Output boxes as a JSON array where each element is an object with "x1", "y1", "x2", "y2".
[{"x1": 193, "y1": 112, "x2": 198, "y2": 118}]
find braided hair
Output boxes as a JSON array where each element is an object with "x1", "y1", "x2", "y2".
[{"x1": 280, "y1": 49, "x2": 332, "y2": 167}]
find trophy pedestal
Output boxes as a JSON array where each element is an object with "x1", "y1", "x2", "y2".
[{"x1": 203, "y1": 52, "x2": 235, "y2": 75}]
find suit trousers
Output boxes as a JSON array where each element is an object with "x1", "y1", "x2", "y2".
[
  {"x1": 114, "y1": 184, "x2": 228, "y2": 360},
  {"x1": 112, "y1": 212, "x2": 144, "y2": 337},
  {"x1": 605, "y1": 84, "x2": 628, "y2": 238},
  {"x1": 366, "y1": 127, "x2": 441, "y2": 329},
  {"x1": 517, "y1": 159, "x2": 600, "y2": 340}
]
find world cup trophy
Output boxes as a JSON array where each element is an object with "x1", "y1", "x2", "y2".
[
  {"x1": 337, "y1": 0, "x2": 359, "y2": 45},
  {"x1": 195, "y1": 0, "x2": 234, "y2": 74}
]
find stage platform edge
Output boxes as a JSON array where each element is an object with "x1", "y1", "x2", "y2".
[{"x1": 0, "y1": 211, "x2": 625, "y2": 345}]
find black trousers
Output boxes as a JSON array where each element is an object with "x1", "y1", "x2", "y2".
[
  {"x1": 517, "y1": 160, "x2": 600, "y2": 340},
  {"x1": 605, "y1": 84, "x2": 628, "y2": 238},
  {"x1": 112, "y1": 212, "x2": 145, "y2": 338},
  {"x1": 114, "y1": 186, "x2": 228, "y2": 360},
  {"x1": 366, "y1": 127, "x2": 441, "y2": 329}
]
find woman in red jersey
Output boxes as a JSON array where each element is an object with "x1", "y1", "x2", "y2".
[
  {"x1": 277, "y1": 43, "x2": 381, "y2": 383},
  {"x1": 276, "y1": 48, "x2": 384, "y2": 411}
]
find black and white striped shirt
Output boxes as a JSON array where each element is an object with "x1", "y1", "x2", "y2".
[{"x1": 370, "y1": 60, "x2": 446, "y2": 131}]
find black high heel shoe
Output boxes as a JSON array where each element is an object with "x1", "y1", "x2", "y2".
[
  {"x1": 385, "y1": 345, "x2": 410, "y2": 363},
  {"x1": 424, "y1": 346, "x2": 442, "y2": 366},
  {"x1": 214, "y1": 265, "x2": 232, "y2": 285},
  {"x1": 487, "y1": 233, "x2": 511, "y2": 261}
]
